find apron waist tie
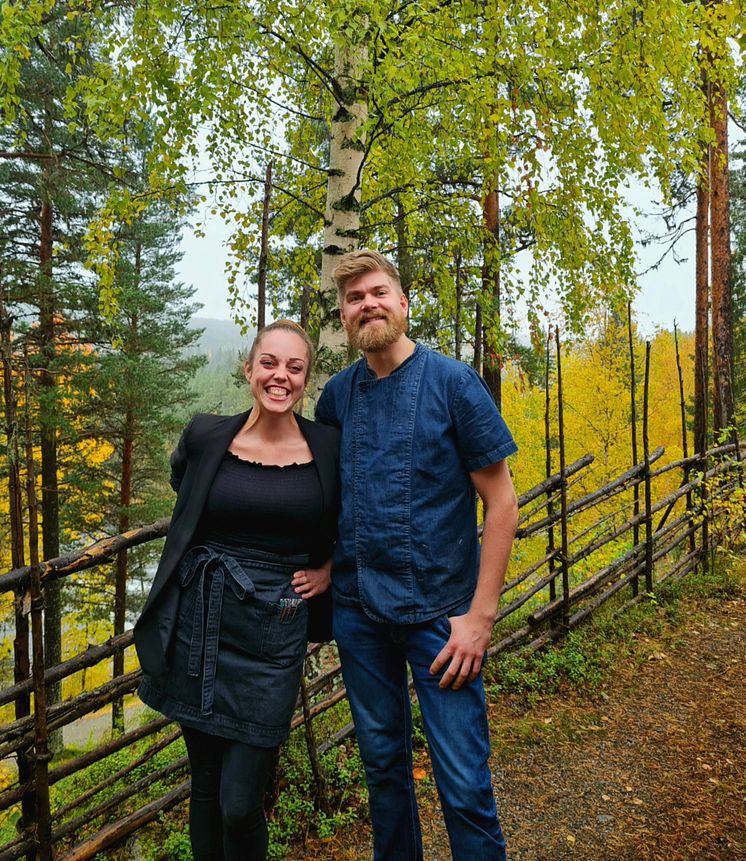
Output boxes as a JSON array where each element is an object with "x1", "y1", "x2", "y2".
[{"x1": 179, "y1": 545, "x2": 258, "y2": 716}]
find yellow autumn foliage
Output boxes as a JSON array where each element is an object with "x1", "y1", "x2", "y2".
[{"x1": 497, "y1": 319, "x2": 696, "y2": 598}]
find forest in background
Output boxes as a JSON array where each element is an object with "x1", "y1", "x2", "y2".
[{"x1": 0, "y1": 0, "x2": 744, "y2": 754}]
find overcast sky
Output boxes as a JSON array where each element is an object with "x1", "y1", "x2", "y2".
[{"x1": 177, "y1": 188, "x2": 697, "y2": 339}]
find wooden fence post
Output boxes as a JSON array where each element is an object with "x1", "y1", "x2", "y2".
[
  {"x1": 21, "y1": 359, "x2": 51, "y2": 855},
  {"x1": 643, "y1": 342, "x2": 653, "y2": 592},
  {"x1": 299, "y1": 677, "x2": 331, "y2": 816},
  {"x1": 23, "y1": 347, "x2": 53, "y2": 859},
  {"x1": 628, "y1": 303, "x2": 640, "y2": 596},
  {"x1": 30, "y1": 564, "x2": 53, "y2": 861},
  {"x1": 2, "y1": 315, "x2": 36, "y2": 855},
  {"x1": 673, "y1": 323, "x2": 697, "y2": 559},
  {"x1": 555, "y1": 330, "x2": 570, "y2": 629},
  {"x1": 699, "y1": 348, "x2": 710, "y2": 574},
  {"x1": 13, "y1": 589, "x2": 36, "y2": 861},
  {"x1": 545, "y1": 328, "x2": 556, "y2": 602},
  {"x1": 3, "y1": 439, "x2": 744, "y2": 860}
]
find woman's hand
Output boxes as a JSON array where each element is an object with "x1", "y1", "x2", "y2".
[{"x1": 292, "y1": 559, "x2": 331, "y2": 599}]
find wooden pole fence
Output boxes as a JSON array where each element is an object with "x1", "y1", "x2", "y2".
[{"x1": 0, "y1": 437, "x2": 743, "y2": 861}]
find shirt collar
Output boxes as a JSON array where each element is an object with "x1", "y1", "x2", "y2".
[{"x1": 362, "y1": 341, "x2": 424, "y2": 380}]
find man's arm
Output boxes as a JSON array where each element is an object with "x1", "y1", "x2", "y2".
[
  {"x1": 430, "y1": 458, "x2": 518, "y2": 690},
  {"x1": 314, "y1": 382, "x2": 340, "y2": 429}
]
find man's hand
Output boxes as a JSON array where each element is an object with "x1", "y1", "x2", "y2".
[
  {"x1": 292, "y1": 560, "x2": 331, "y2": 599},
  {"x1": 428, "y1": 459, "x2": 518, "y2": 691},
  {"x1": 429, "y1": 611, "x2": 493, "y2": 690}
]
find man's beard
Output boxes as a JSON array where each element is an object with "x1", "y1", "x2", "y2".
[{"x1": 347, "y1": 312, "x2": 407, "y2": 352}]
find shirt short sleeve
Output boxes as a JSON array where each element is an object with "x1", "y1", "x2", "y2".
[{"x1": 452, "y1": 366, "x2": 518, "y2": 472}]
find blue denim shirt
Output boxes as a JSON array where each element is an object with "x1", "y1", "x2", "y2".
[{"x1": 316, "y1": 343, "x2": 518, "y2": 624}]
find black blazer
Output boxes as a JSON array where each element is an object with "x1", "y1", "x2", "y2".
[{"x1": 134, "y1": 410, "x2": 340, "y2": 677}]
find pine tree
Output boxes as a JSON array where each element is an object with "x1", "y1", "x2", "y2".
[
  {"x1": 73, "y1": 174, "x2": 204, "y2": 731},
  {"x1": 0, "y1": 11, "x2": 112, "y2": 741}
]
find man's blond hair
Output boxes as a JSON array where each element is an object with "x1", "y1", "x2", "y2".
[{"x1": 333, "y1": 249, "x2": 401, "y2": 306}]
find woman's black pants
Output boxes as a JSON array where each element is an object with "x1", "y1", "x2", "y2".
[{"x1": 181, "y1": 726, "x2": 277, "y2": 861}]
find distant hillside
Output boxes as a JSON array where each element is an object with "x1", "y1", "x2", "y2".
[
  {"x1": 183, "y1": 318, "x2": 254, "y2": 415},
  {"x1": 188, "y1": 317, "x2": 255, "y2": 359}
]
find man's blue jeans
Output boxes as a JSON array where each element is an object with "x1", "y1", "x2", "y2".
[{"x1": 334, "y1": 603, "x2": 507, "y2": 861}]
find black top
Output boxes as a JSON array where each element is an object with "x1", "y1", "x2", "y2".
[
  {"x1": 135, "y1": 411, "x2": 340, "y2": 676},
  {"x1": 195, "y1": 452, "x2": 323, "y2": 554}
]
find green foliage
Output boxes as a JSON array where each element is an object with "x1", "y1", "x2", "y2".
[
  {"x1": 664, "y1": 555, "x2": 743, "y2": 601},
  {"x1": 486, "y1": 552, "x2": 743, "y2": 711},
  {"x1": 30, "y1": 726, "x2": 190, "y2": 858},
  {"x1": 189, "y1": 349, "x2": 249, "y2": 417},
  {"x1": 486, "y1": 630, "x2": 607, "y2": 707},
  {"x1": 409, "y1": 698, "x2": 429, "y2": 750},
  {"x1": 265, "y1": 726, "x2": 363, "y2": 857},
  {"x1": 62, "y1": 732, "x2": 187, "y2": 804},
  {"x1": 2, "y1": 0, "x2": 741, "y2": 344},
  {"x1": 160, "y1": 826, "x2": 193, "y2": 861}
]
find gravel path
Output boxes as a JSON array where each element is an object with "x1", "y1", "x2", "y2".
[
  {"x1": 494, "y1": 595, "x2": 745, "y2": 861},
  {"x1": 289, "y1": 585, "x2": 745, "y2": 861}
]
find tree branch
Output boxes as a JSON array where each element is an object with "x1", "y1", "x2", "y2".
[{"x1": 0, "y1": 151, "x2": 53, "y2": 160}]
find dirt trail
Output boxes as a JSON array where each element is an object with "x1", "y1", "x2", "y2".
[
  {"x1": 291, "y1": 587, "x2": 745, "y2": 861},
  {"x1": 62, "y1": 697, "x2": 146, "y2": 749}
]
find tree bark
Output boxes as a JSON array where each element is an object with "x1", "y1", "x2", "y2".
[
  {"x1": 627, "y1": 303, "x2": 640, "y2": 596},
  {"x1": 257, "y1": 160, "x2": 272, "y2": 331},
  {"x1": 394, "y1": 194, "x2": 413, "y2": 301},
  {"x1": 112, "y1": 407, "x2": 133, "y2": 735},
  {"x1": 317, "y1": 37, "x2": 368, "y2": 368},
  {"x1": 112, "y1": 238, "x2": 141, "y2": 734},
  {"x1": 473, "y1": 301, "x2": 482, "y2": 373},
  {"x1": 38, "y1": 175, "x2": 62, "y2": 752},
  {"x1": 24, "y1": 347, "x2": 41, "y2": 569},
  {"x1": 482, "y1": 188, "x2": 501, "y2": 408},
  {"x1": 709, "y1": 82, "x2": 735, "y2": 436},
  {"x1": 454, "y1": 253, "x2": 462, "y2": 362},
  {"x1": 300, "y1": 283, "x2": 311, "y2": 330},
  {"x1": 1, "y1": 295, "x2": 37, "y2": 844},
  {"x1": 694, "y1": 164, "x2": 709, "y2": 459},
  {"x1": 0, "y1": 297, "x2": 25, "y2": 570},
  {"x1": 694, "y1": 114, "x2": 711, "y2": 577}
]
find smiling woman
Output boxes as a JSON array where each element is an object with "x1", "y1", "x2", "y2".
[
  {"x1": 133, "y1": 320, "x2": 340, "y2": 861},
  {"x1": 238, "y1": 324, "x2": 313, "y2": 441}
]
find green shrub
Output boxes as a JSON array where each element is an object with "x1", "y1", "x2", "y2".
[{"x1": 161, "y1": 826, "x2": 193, "y2": 861}]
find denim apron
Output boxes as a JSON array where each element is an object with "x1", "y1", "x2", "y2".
[{"x1": 139, "y1": 541, "x2": 309, "y2": 747}]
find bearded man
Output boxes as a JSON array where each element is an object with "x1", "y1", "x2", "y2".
[{"x1": 315, "y1": 249, "x2": 518, "y2": 861}]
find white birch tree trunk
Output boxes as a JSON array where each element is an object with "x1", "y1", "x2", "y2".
[{"x1": 317, "y1": 38, "x2": 368, "y2": 365}]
